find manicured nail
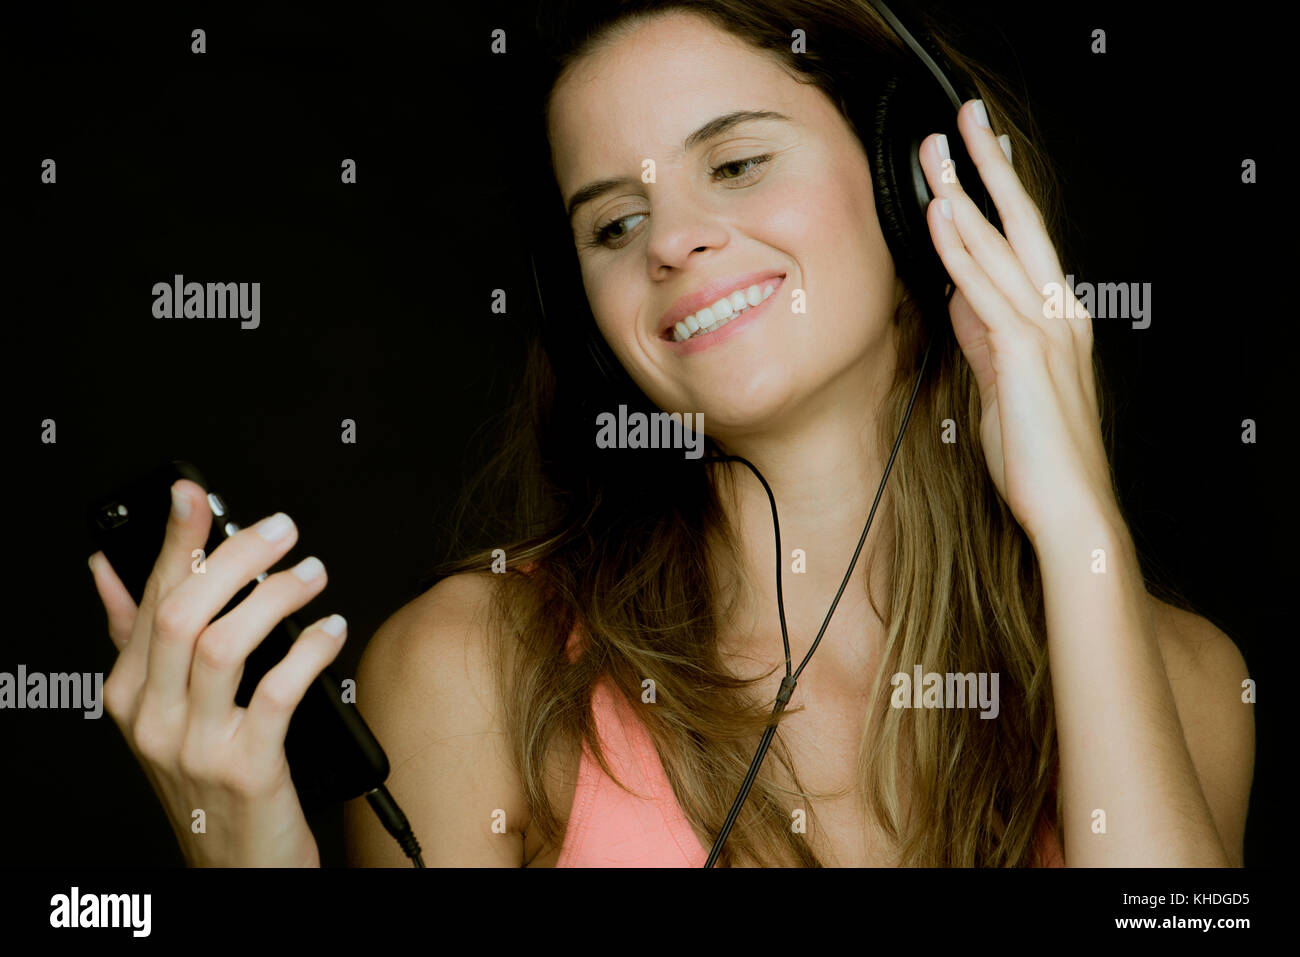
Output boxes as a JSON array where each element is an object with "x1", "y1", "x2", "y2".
[
  {"x1": 256, "y1": 512, "x2": 294, "y2": 542},
  {"x1": 998, "y1": 133, "x2": 1012, "y2": 163},
  {"x1": 292, "y1": 556, "x2": 325, "y2": 583},
  {"x1": 972, "y1": 99, "x2": 990, "y2": 129},
  {"x1": 940, "y1": 198, "x2": 953, "y2": 221},
  {"x1": 171, "y1": 483, "x2": 191, "y2": 520},
  {"x1": 88, "y1": 554, "x2": 97, "y2": 574},
  {"x1": 322, "y1": 614, "x2": 347, "y2": 637},
  {"x1": 935, "y1": 133, "x2": 950, "y2": 161}
]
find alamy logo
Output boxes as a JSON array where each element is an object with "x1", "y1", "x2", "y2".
[
  {"x1": 890, "y1": 666, "x2": 999, "y2": 719},
  {"x1": 595, "y1": 405, "x2": 705, "y2": 459},
  {"x1": 152, "y1": 274, "x2": 260, "y2": 329},
  {"x1": 1042, "y1": 275, "x2": 1151, "y2": 329},
  {"x1": 50, "y1": 887, "x2": 151, "y2": 937},
  {"x1": 0, "y1": 665, "x2": 104, "y2": 718}
]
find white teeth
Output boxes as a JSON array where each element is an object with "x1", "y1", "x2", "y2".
[{"x1": 671, "y1": 278, "x2": 782, "y2": 342}]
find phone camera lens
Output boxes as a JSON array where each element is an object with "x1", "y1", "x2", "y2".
[{"x1": 98, "y1": 503, "x2": 129, "y2": 530}]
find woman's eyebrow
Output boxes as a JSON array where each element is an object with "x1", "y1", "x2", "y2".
[{"x1": 565, "y1": 109, "x2": 792, "y2": 223}]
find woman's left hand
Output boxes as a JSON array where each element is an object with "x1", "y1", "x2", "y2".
[{"x1": 920, "y1": 100, "x2": 1119, "y2": 546}]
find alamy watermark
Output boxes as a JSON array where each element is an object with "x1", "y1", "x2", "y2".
[
  {"x1": 50, "y1": 887, "x2": 151, "y2": 937},
  {"x1": 152, "y1": 274, "x2": 260, "y2": 329},
  {"x1": 595, "y1": 405, "x2": 704, "y2": 459},
  {"x1": 1043, "y1": 275, "x2": 1151, "y2": 329},
  {"x1": 1, "y1": 665, "x2": 104, "y2": 718},
  {"x1": 890, "y1": 666, "x2": 999, "y2": 719}
]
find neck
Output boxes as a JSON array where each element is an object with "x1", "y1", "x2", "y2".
[{"x1": 707, "y1": 348, "x2": 904, "y2": 674}]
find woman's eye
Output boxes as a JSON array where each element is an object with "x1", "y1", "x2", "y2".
[
  {"x1": 710, "y1": 154, "x2": 772, "y2": 183},
  {"x1": 591, "y1": 212, "x2": 646, "y2": 248},
  {"x1": 586, "y1": 155, "x2": 772, "y2": 250}
]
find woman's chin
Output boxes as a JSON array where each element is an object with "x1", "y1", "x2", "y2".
[{"x1": 689, "y1": 389, "x2": 799, "y2": 436}]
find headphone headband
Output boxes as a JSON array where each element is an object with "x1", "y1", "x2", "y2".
[{"x1": 866, "y1": 0, "x2": 965, "y2": 110}]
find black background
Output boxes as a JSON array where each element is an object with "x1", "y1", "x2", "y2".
[{"x1": 8, "y1": 0, "x2": 1283, "y2": 868}]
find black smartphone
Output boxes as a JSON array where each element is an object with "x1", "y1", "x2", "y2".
[{"x1": 85, "y1": 459, "x2": 390, "y2": 814}]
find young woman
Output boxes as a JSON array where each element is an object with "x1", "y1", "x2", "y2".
[{"x1": 89, "y1": 0, "x2": 1253, "y2": 867}]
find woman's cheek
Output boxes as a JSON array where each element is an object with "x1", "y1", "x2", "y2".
[
  {"x1": 583, "y1": 272, "x2": 634, "y2": 358},
  {"x1": 755, "y1": 186, "x2": 818, "y2": 241}
]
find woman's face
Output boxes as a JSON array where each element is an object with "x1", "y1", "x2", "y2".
[{"x1": 548, "y1": 11, "x2": 902, "y2": 440}]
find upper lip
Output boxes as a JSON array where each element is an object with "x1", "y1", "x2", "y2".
[{"x1": 656, "y1": 268, "x2": 787, "y2": 339}]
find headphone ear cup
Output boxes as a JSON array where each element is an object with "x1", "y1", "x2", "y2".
[
  {"x1": 871, "y1": 77, "x2": 922, "y2": 292},
  {"x1": 871, "y1": 69, "x2": 1003, "y2": 315},
  {"x1": 872, "y1": 75, "x2": 951, "y2": 307}
]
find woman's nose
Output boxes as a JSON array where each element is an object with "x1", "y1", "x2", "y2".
[{"x1": 643, "y1": 194, "x2": 732, "y2": 272}]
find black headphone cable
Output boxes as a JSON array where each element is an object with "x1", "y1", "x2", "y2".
[{"x1": 700, "y1": 329, "x2": 937, "y2": 867}]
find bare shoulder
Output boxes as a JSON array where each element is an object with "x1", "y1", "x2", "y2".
[
  {"x1": 1150, "y1": 596, "x2": 1253, "y2": 722},
  {"x1": 1148, "y1": 594, "x2": 1255, "y2": 865},
  {"x1": 344, "y1": 571, "x2": 528, "y2": 866},
  {"x1": 1149, "y1": 596, "x2": 1247, "y2": 681}
]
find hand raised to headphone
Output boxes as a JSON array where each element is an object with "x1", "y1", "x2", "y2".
[{"x1": 919, "y1": 100, "x2": 1120, "y2": 548}]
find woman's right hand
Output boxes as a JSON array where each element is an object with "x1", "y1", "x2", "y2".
[{"x1": 88, "y1": 478, "x2": 347, "y2": 867}]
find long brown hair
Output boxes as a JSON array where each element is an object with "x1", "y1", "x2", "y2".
[{"x1": 436, "y1": 0, "x2": 1104, "y2": 866}]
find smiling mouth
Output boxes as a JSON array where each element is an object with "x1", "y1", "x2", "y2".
[{"x1": 663, "y1": 277, "x2": 784, "y2": 342}]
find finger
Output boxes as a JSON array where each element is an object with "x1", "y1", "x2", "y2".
[
  {"x1": 242, "y1": 615, "x2": 347, "y2": 760},
  {"x1": 927, "y1": 124, "x2": 1095, "y2": 404},
  {"x1": 143, "y1": 510, "x2": 298, "y2": 712},
  {"x1": 951, "y1": 103, "x2": 1096, "y2": 386},
  {"x1": 951, "y1": 100, "x2": 1068, "y2": 305},
  {"x1": 120, "y1": 480, "x2": 214, "y2": 679},
  {"x1": 188, "y1": 556, "x2": 329, "y2": 729},
  {"x1": 927, "y1": 195, "x2": 1065, "y2": 424},
  {"x1": 88, "y1": 551, "x2": 138, "y2": 652},
  {"x1": 947, "y1": 291, "x2": 998, "y2": 403},
  {"x1": 1057, "y1": 294, "x2": 1097, "y2": 418},
  {"x1": 925, "y1": 193, "x2": 1022, "y2": 341},
  {"x1": 921, "y1": 132, "x2": 1044, "y2": 323}
]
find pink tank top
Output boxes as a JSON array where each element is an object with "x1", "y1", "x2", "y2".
[{"x1": 555, "y1": 629, "x2": 1065, "y2": 867}]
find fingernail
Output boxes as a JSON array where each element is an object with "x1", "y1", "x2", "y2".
[
  {"x1": 88, "y1": 553, "x2": 97, "y2": 574},
  {"x1": 935, "y1": 133, "x2": 950, "y2": 161},
  {"x1": 292, "y1": 556, "x2": 325, "y2": 583},
  {"x1": 972, "y1": 99, "x2": 990, "y2": 129},
  {"x1": 940, "y1": 198, "x2": 953, "y2": 221},
  {"x1": 322, "y1": 614, "x2": 347, "y2": 637},
  {"x1": 256, "y1": 512, "x2": 294, "y2": 542},
  {"x1": 998, "y1": 133, "x2": 1012, "y2": 163},
  {"x1": 171, "y1": 484, "x2": 191, "y2": 520}
]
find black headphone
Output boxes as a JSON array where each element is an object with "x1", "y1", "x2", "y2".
[
  {"x1": 865, "y1": 0, "x2": 1002, "y2": 312},
  {"x1": 529, "y1": 0, "x2": 1003, "y2": 386},
  {"x1": 526, "y1": 0, "x2": 1008, "y2": 866}
]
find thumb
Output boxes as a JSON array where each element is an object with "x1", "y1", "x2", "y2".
[{"x1": 949, "y1": 289, "x2": 998, "y2": 403}]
